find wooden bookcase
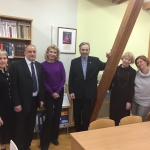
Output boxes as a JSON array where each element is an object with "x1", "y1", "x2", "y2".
[{"x1": 0, "y1": 14, "x2": 32, "y2": 65}]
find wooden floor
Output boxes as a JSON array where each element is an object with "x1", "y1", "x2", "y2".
[
  {"x1": 31, "y1": 131, "x2": 71, "y2": 150},
  {"x1": 6, "y1": 128, "x2": 75, "y2": 150}
]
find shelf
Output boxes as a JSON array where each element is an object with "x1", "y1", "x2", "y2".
[
  {"x1": 62, "y1": 106, "x2": 71, "y2": 109},
  {"x1": 59, "y1": 125, "x2": 70, "y2": 128},
  {"x1": 0, "y1": 37, "x2": 31, "y2": 41},
  {"x1": 0, "y1": 14, "x2": 33, "y2": 21}
]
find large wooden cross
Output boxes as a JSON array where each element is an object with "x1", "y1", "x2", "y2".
[{"x1": 90, "y1": 0, "x2": 144, "y2": 122}]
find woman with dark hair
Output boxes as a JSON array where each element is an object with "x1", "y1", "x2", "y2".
[
  {"x1": 0, "y1": 50, "x2": 13, "y2": 150},
  {"x1": 132, "y1": 55, "x2": 150, "y2": 121},
  {"x1": 40, "y1": 44, "x2": 66, "y2": 150},
  {"x1": 109, "y1": 52, "x2": 136, "y2": 126}
]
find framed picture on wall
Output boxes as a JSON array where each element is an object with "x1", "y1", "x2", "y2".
[{"x1": 58, "y1": 27, "x2": 77, "y2": 54}]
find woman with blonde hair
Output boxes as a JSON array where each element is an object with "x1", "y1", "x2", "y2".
[
  {"x1": 40, "y1": 44, "x2": 66, "y2": 150},
  {"x1": 0, "y1": 50, "x2": 13, "y2": 150},
  {"x1": 132, "y1": 55, "x2": 150, "y2": 121},
  {"x1": 109, "y1": 52, "x2": 136, "y2": 126}
]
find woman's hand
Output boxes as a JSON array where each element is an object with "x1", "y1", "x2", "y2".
[
  {"x1": 126, "y1": 102, "x2": 131, "y2": 110},
  {"x1": 52, "y1": 93, "x2": 60, "y2": 99},
  {"x1": 0, "y1": 117, "x2": 4, "y2": 126},
  {"x1": 40, "y1": 101, "x2": 44, "y2": 109},
  {"x1": 14, "y1": 105, "x2": 22, "y2": 112}
]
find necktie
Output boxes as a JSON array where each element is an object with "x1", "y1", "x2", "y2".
[{"x1": 31, "y1": 62, "x2": 37, "y2": 92}]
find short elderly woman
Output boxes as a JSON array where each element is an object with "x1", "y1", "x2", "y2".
[
  {"x1": 40, "y1": 44, "x2": 66, "y2": 150},
  {"x1": 132, "y1": 55, "x2": 150, "y2": 121},
  {"x1": 0, "y1": 50, "x2": 12, "y2": 150},
  {"x1": 109, "y1": 52, "x2": 136, "y2": 126}
]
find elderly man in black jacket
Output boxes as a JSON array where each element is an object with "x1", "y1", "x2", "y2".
[
  {"x1": 69, "y1": 42, "x2": 110, "y2": 132},
  {"x1": 10, "y1": 45, "x2": 44, "y2": 150}
]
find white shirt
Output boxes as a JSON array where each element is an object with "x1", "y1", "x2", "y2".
[{"x1": 25, "y1": 57, "x2": 39, "y2": 97}]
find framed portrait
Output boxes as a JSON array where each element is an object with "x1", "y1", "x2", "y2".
[{"x1": 58, "y1": 27, "x2": 77, "y2": 54}]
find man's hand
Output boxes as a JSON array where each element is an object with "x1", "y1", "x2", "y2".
[
  {"x1": 40, "y1": 101, "x2": 44, "y2": 109},
  {"x1": 52, "y1": 93, "x2": 60, "y2": 99},
  {"x1": 106, "y1": 51, "x2": 111, "y2": 58},
  {"x1": 14, "y1": 105, "x2": 22, "y2": 112},
  {"x1": 0, "y1": 117, "x2": 4, "y2": 126},
  {"x1": 126, "y1": 102, "x2": 131, "y2": 110},
  {"x1": 70, "y1": 93, "x2": 75, "y2": 99}
]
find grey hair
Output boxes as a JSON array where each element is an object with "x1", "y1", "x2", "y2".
[
  {"x1": 79, "y1": 42, "x2": 90, "y2": 50},
  {"x1": 121, "y1": 52, "x2": 135, "y2": 64},
  {"x1": 0, "y1": 50, "x2": 8, "y2": 57},
  {"x1": 25, "y1": 45, "x2": 36, "y2": 51}
]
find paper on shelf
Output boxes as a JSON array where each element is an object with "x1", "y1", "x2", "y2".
[{"x1": 62, "y1": 93, "x2": 70, "y2": 107}]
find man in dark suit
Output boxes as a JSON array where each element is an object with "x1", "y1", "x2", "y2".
[
  {"x1": 69, "y1": 42, "x2": 110, "y2": 132},
  {"x1": 10, "y1": 45, "x2": 44, "y2": 150}
]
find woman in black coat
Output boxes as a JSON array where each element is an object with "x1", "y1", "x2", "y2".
[
  {"x1": 0, "y1": 50, "x2": 12, "y2": 150},
  {"x1": 109, "y1": 52, "x2": 136, "y2": 126}
]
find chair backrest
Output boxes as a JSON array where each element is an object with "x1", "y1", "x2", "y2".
[
  {"x1": 10, "y1": 140, "x2": 18, "y2": 150},
  {"x1": 146, "y1": 112, "x2": 150, "y2": 121},
  {"x1": 120, "y1": 116, "x2": 142, "y2": 125},
  {"x1": 89, "y1": 118, "x2": 115, "y2": 130}
]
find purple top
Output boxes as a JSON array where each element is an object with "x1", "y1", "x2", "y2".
[{"x1": 42, "y1": 61, "x2": 66, "y2": 95}]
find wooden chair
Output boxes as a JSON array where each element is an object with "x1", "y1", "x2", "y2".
[
  {"x1": 146, "y1": 112, "x2": 150, "y2": 121},
  {"x1": 120, "y1": 116, "x2": 142, "y2": 125},
  {"x1": 89, "y1": 118, "x2": 115, "y2": 130},
  {"x1": 10, "y1": 140, "x2": 18, "y2": 150}
]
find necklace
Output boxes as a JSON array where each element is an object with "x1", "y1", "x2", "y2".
[
  {"x1": 118, "y1": 68, "x2": 130, "y2": 88},
  {"x1": 141, "y1": 67, "x2": 149, "y2": 75}
]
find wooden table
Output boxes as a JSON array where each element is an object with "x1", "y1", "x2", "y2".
[{"x1": 70, "y1": 122, "x2": 150, "y2": 150}]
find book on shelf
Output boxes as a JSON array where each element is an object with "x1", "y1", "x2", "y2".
[
  {"x1": 34, "y1": 113, "x2": 46, "y2": 132},
  {"x1": 0, "y1": 18, "x2": 30, "y2": 39},
  {"x1": 18, "y1": 21, "x2": 31, "y2": 39},
  {"x1": 0, "y1": 19, "x2": 17, "y2": 38},
  {"x1": 60, "y1": 110, "x2": 69, "y2": 127},
  {"x1": 0, "y1": 42, "x2": 26, "y2": 57}
]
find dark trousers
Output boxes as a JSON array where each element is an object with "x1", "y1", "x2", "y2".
[
  {"x1": 0, "y1": 110, "x2": 14, "y2": 144},
  {"x1": 40, "y1": 88, "x2": 64, "y2": 148},
  {"x1": 73, "y1": 96, "x2": 93, "y2": 132},
  {"x1": 14, "y1": 97, "x2": 38, "y2": 150}
]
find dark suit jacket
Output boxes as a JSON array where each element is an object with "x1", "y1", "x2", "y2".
[
  {"x1": 0, "y1": 70, "x2": 12, "y2": 116},
  {"x1": 10, "y1": 59, "x2": 44, "y2": 113},
  {"x1": 69, "y1": 56, "x2": 106, "y2": 99}
]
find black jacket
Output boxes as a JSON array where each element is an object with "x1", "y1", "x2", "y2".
[
  {"x1": 10, "y1": 59, "x2": 44, "y2": 113},
  {"x1": 0, "y1": 69, "x2": 12, "y2": 116},
  {"x1": 69, "y1": 56, "x2": 106, "y2": 99}
]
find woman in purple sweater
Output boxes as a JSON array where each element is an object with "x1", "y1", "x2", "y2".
[{"x1": 40, "y1": 44, "x2": 66, "y2": 150}]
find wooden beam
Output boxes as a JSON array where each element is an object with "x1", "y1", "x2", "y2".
[
  {"x1": 90, "y1": 0, "x2": 144, "y2": 122},
  {"x1": 143, "y1": 2, "x2": 150, "y2": 10}
]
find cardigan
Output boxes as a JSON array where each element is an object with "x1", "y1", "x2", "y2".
[{"x1": 133, "y1": 69, "x2": 150, "y2": 107}]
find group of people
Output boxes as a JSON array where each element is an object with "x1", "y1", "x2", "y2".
[
  {"x1": 109, "y1": 52, "x2": 150, "y2": 125},
  {"x1": 0, "y1": 44, "x2": 65, "y2": 150},
  {"x1": 0, "y1": 42, "x2": 150, "y2": 150}
]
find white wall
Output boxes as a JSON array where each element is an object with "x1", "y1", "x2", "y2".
[
  {"x1": 0, "y1": 0, "x2": 78, "y2": 81},
  {"x1": 77, "y1": 0, "x2": 150, "y2": 73}
]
